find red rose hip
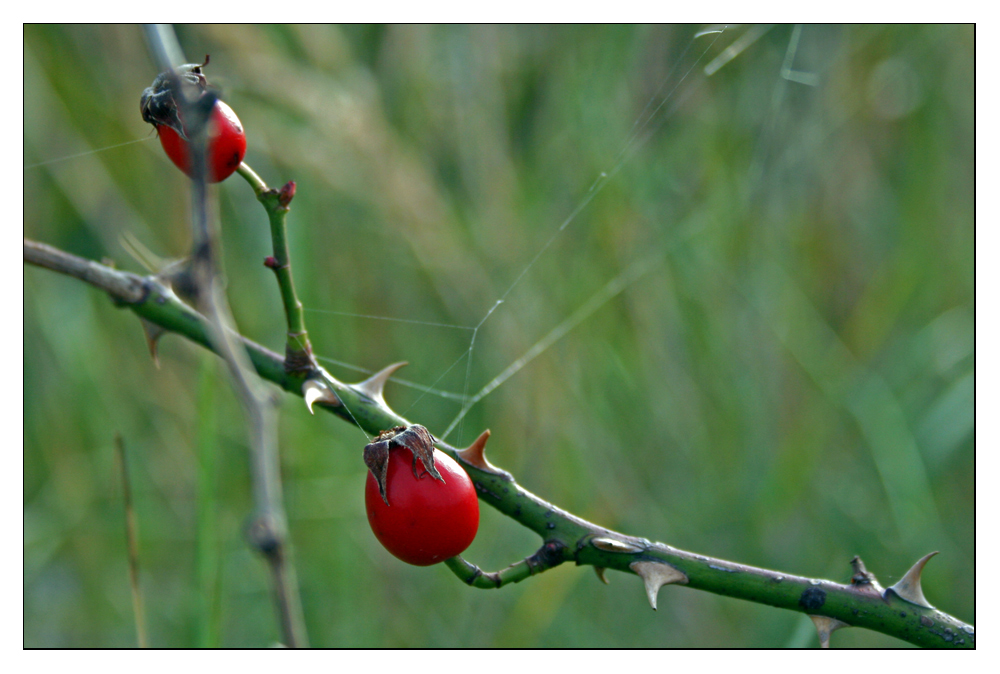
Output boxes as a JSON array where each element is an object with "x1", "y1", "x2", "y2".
[
  {"x1": 365, "y1": 445, "x2": 479, "y2": 566},
  {"x1": 140, "y1": 59, "x2": 247, "y2": 183},
  {"x1": 156, "y1": 100, "x2": 246, "y2": 183}
]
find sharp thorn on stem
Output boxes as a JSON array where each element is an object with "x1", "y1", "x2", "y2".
[
  {"x1": 302, "y1": 378, "x2": 340, "y2": 414},
  {"x1": 809, "y1": 615, "x2": 849, "y2": 649},
  {"x1": 594, "y1": 566, "x2": 610, "y2": 585},
  {"x1": 456, "y1": 430, "x2": 507, "y2": 476},
  {"x1": 139, "y1": 318, "x2": 166, "y2": 368},
  {"x1": 353, "y1": 361, "x2": 408, "y2": 405},
  {"x1": 886, "y1": 551, "x2": 938, "y2": 608},
  {"x1": 630, "y1": 560, "x2": 688, "y2": 610}
]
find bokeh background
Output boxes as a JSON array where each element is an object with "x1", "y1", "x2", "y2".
[{"x1": 24, "y1": 25, "x2": 974, "y2": 647}]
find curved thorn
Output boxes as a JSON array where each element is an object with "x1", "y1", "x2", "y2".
[
  {"x1": 594, "y1": 566, "x2": 609, "y2": 585},
  {"x1": 303, "y1": 378, "x2": 338, "y2": 414},
  {"x1": 809, "y1": 615, "x2": 849, "y2": 648},
  {"x1": 303, "y1": 381, "x2": 324, "y2": 415},
  {"x1": 139, "y1": 318, "x2": 166, "y2": 368},
  {"x1": 455, "y1": 429, "x2": 504, "y2": 475},
  {"x1": 630, "y1": 560, "x2": 688, "y2": 610},
  {"x1": 887, "y1": 551, "x2": 939, "y2": 608},
  {"x1": 354, "y1": 361, "x2": 408, "y2": 403}
]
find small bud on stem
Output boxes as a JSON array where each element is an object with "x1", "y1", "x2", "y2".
[{"x1": 278, "y1": 181, "x2": 297, "y2": 208}]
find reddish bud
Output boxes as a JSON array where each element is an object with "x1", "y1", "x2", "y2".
[
  {"x1": 264, "y1": 256, "x2": 279, "y2": 269},
  {"x1": 278, "y1": 181, "x2": 297, "y2": 207}
]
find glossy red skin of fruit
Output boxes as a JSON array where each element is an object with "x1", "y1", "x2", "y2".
[
  {"x1": 365, "y1": 446, "x2": 479, "y2": 566},
  {"x1": 157, "y1": 100, "x2": 246, "y2": 183}
]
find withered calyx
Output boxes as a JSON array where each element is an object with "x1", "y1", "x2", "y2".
[{"x1": 363, "y1": 424, "x2": 444, "y2": 505}]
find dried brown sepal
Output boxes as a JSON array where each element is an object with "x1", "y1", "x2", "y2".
[
  {"x1": 363, "y1": 436, "x2": 392, "y2": 505},
  {"x1": 140, "y1": 58, "x2": 211, "y2": 138},
  {"x1": 393, "y1": 425, "x2": 444, "y2": 483},
  {"x1": 363, "y1": 424, "x2": 444, "y2": 506}
]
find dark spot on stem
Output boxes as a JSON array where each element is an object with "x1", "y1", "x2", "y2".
[
  {"x1": 246, "y1": 516, "x2": 281, "y2": 558},
  {"x1": 798, "y1": 587, "x2": 826, "y2": 611},
  {"x1": 526, "y1": 540, "x2": 567, "y2": 573}
]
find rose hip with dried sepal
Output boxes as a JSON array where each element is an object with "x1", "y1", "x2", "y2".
[
  {"x1": 140, "y1": 57, "x2": 246, "y2": 183},
  {"x1": 363, "y1": 425, "x2": 479, "y2": 566}
]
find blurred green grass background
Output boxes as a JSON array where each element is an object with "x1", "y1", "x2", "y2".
[{"x1": 23, "y1": 25, "x2": 973, "y2": 647}]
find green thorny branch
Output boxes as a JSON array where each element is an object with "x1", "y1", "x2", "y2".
[{"x1": 23, "y1": 170, "x2": 973, "y2": 649}]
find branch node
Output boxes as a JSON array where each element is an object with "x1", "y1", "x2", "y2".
[
  {"x1": 527, "y1": 539, "x2": 568, "y2": 572},
  {"x1": 849, "y1": 555, "x2": 884, "y2": 594},
  {"x1": 247, "y1": 514, "x2": 284, "y2": 561},
  {"x1": 849, "y1": 555, "x2": 874, "y2": 584},
  {"x1": 284, "y1": 341, "x2": 315, "y2": 376}
]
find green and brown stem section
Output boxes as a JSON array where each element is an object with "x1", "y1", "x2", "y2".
[
  {"x1": 236, "y1": 163, "x2": 314, "y2": 375},
  {"x1": 23, "y1": 239, "x2": 974, "y2": 648}
]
